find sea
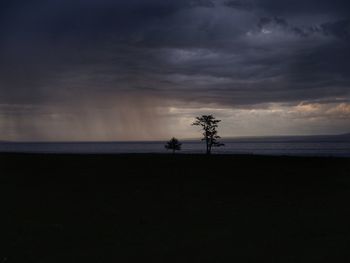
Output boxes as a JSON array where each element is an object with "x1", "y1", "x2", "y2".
[{"x1": 1, "y1": 135, "x2": 350, "y2": 157}]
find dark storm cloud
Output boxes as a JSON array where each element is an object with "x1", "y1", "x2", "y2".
[
  {"x1": 239, "y1": 0, "x2": 350, "y2": 16},
  {"x1": 0, "y1": 0, "x2": 350, "y2": 108},
  {"x1": 321, "y1": 19, "x2": 350, "y2": 39},
  {"x1": 224, "y1": 0, "x2": 254, "y2": 10},
  {"x1": 256, "y1": 16, "x2": 350, "y2": 39}
]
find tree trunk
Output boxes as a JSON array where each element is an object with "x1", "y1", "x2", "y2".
[
  {"x1": 207, "y1": 139, "x2": 212, "y2": 155},
  {"x1": 206, "y1": 139, "x2": 210, "y2": 154}
]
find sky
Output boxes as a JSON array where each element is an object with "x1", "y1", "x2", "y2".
[{"x1": 0, "y1": 0, "x2": 349, "y2": 141}]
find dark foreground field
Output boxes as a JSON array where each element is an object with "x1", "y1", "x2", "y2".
[{"x1": 1, "y1": 153, "x2": 350, "y2": 262}]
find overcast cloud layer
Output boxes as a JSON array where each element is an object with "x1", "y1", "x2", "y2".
[{"x1": 0, "y1": 0, "x2": 349, "y2": 140}]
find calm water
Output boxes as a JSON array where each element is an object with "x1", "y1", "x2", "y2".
[{"x1": 1, "y1": 135, "x2": 350, "y2": 157}]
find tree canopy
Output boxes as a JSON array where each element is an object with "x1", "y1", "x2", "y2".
[
  {"x1": 192, "y1": 115, "x2": 224, "y2": 154},
  {"x1": 165, "y1": 137, "x2": 182, "y2": 154}
]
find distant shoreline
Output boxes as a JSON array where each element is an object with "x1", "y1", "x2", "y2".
[{"x1": 1, "y1": 138, "x2": 349, "y2": 157}]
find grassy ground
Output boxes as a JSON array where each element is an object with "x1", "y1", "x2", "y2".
[{"x1": 1, "y1": 153, "x2": 350, "y2": 262}]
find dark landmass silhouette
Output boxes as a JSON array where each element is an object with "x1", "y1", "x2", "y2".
[{"x1": 1, "y1": 153, "x2": 350, "y2": 262}]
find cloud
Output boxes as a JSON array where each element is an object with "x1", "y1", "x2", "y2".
[
  {"x1": 321, "y1": 19, "x2": 350, "y2": 39},
  {"x1": 0, "y1": 0, "x2": 349, "y2": 139},
  {"x1": 1, "y1": 0, "x2": 349, "y2": 106},
  {"x1": 224, "y1": 0, "x2": 255, "y2": 10},
  {"x1": 256, "y1": 16, "x2": 350, "y2": 39},
  {"x1": 251, "y1": 0, "x2": 350, "y2": 16}
]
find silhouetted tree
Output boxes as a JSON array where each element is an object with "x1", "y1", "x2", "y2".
[
  {"x1": 165, "y1": 137, "x2": 182, "y2": 154},
  {"x1": 192, "y1": 115, "x2": 224, "y2": 154}
]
